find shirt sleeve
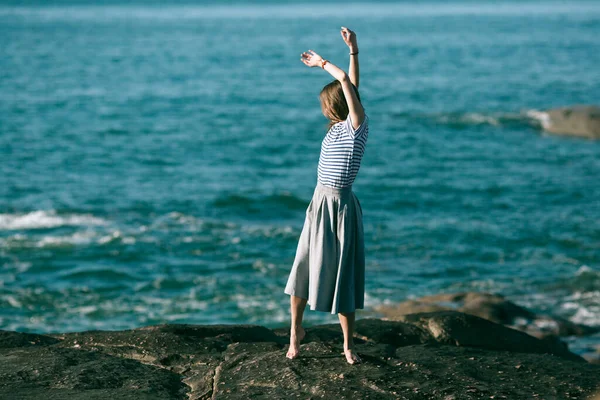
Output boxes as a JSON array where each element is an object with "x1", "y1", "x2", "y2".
[{"x1": 345, "y1": 113, "x2": 369, "y2": 139}]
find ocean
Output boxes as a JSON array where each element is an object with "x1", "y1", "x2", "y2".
[{"x1": 1, "y1": 1, "x2": 599, "y2": 355}]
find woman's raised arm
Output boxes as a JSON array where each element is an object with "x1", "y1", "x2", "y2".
[
  {"x1": 341, "y1": 27, "x2": 359, "y2": 88},
  {"x1": 300, "y1": 50, "x2": 365, "y2": 130}
]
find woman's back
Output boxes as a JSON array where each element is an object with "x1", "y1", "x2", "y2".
[{"x1": 317, "y1": 114, "x2": 369, "y2": 188}]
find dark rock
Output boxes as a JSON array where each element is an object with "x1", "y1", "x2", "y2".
[
  {"x1": 1, "y1": 314, "x2": 599, "y2": 399},
  {"x1": 375, "y1": 292, "x2": 535, "y2": 325},
  {"x1": 460, "y1": 292, "x2": 536, "y2": 324},
  {"x1": 354, "y1": 318, "x2": 433, "y2": 347},
  {"x1": 374, "y1": 291, "x2": 600, "y2": 338},
  {"x1": 0, "y1": 330, "x2": 61, "y2": 348},
  {"x1": 397, "y1": 310, "x2": 583, "y2": 362},
  {"x1": 0, "y1": 345, "x2": 186, "y2": 399},
  {"x1": 275, "y1": 319, "x2": 431, "y2": 348}
]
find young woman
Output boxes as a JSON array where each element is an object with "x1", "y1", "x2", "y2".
[{"x1": 284, "y1": 27, "x2": 368, "y2": 365}]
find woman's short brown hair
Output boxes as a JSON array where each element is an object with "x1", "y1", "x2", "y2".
[{"x1": 319, "y1": 80, "x2": 361, "y2": 130}]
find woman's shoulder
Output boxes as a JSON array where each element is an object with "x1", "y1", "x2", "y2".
[
  {"x1": 344, "y1": 113, "x2": 369, "y2": 125},
  {"x1": 328, "y1": 114, "x2": 369, "y2": 136},
  {"x1": 343, "y1": 113, "x2": 369, "y2": 138}
]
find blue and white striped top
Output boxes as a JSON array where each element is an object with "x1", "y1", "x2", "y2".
[{"x1": 317, "y1": 114, "x2": 369, "y2": 188}]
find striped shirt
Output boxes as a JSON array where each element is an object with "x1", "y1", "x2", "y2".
[{"x1": 317, "y1": 113, "x2": 369, "y2": 188}]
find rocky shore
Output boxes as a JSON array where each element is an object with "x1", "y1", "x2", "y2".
[
  {"x1": 1, "y1": 293, "x2": 600, "y2": 399},
  {"x1": 374, "y1": 291, "x2": 600, "y2": 359}
]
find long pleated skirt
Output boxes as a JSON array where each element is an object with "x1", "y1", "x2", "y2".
[{"x1": 284, "y1": 182, "x2": 365, "y2": 314}]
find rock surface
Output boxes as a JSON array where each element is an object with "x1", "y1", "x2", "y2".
[
  {"x1": 528, "y1": 105, "x2": 600, "y2": 139},
  {"x1": 374, "y1": 291, "x2": 600, "y2": 339},
  {"x1": 1, "y1": 311, "x2": 600, "y2": 399}
]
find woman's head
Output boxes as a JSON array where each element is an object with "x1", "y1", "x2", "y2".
[{"x1": 319, "y1": 80, "x2": 361, "y2": 129}]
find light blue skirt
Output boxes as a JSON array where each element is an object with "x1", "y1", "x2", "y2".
[{"x1": 284, "y1": 182, "x2": 365, "y2": 314}]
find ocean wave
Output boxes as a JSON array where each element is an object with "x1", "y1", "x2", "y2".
[
  {"x1": 0, "y1": 211, "x2": 245, "y2": 250},
  {"x1": 563, "y1": 265, "x2": 600, "y2": 293},
  {"x1": 436, "y1": 112, "x2": 506, "y2": 127},
  {"x1": 162, "y1": 211, "x2": 238, "y2": 230},
  {"x1": 0, "y1": 229, "x2": 139, "y2": 249},
  {"x1": 515, "y1": 266, "x2": 600, "y2": 328},
  {"x1": 0, "y1": 210, "x2": 107, "y2": 231},
  {"x1": 212, "y1": 192, "x2": 308, "y2": 215},
  {"x1": 58, "y1": 266, "x2": 140, "y2": 282},
  {"x1": 37, "y1": 231, "x2": 97, "y2": 247},
  {"x1": 563, "y1": 294, "x2": 600, "y2": 326},
  {"x1": 241, "y1": 224, "x2": 297, "y2": 239},
  {"x1": 392, "y1": 110, "x2": 544, "y2": 130}
]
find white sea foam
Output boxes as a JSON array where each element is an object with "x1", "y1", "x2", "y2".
[
  {"x1": 562, "y1": 301, "x2": 580, "y2": 311},
  {"x1": 576, "y1": 265, "x2": 595, "y2": 275},
  {"x1": 563, "y1": 289, "x2": 600, "y2": 325},
  {"x1": 2, "y1": 262, "x2": 32, "y2": 274},
  {"x1": 526, "y1": 109, "x2": 552, "y2": 130},
  {"x1": 437, "y1": 113, "x2": 502, "y2": 126},
  {"x1": 36, "y1": 231, "x2": 97, "y2": 247},
  {"x1": 96, "y1": 230, "x2": 136, "y2": 245},
  {"x1": 242, "y1": 224, "x2": 297, "y2": 239},
  {"x1": 164, "y1": 313, "x2": 194, "y2": 321},
  {"x1": 566, "y1": 290, "x2": 600, "y2": 301},
  {"x1": 252, "y1": 259, "x2": 276, "y2": 274},
  {"x1": 233, "y1": 293, "x2": 264, "y2": 310},
  {"x1": 571, "y1": 306, "x2": 600, "y2": 326},
  {"x1": 71, "y1": 305, "x2": 98, "y2": 316},
  {"x1": 0, "y1": 229, "x2": 137, "y2": 249},
  {"x1": 0, "y1": 210, "x2": 107, "y2": 230},
  {"x1": 4, "y1": 295, "x2": 22, "y2": 308}
]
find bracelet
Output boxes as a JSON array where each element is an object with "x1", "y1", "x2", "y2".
[
  {"x1": 321, "y1": 59, "x2": 329, "y2": 69},
  {"x1": 350, "y1": 51, "x2": 359, "y2": 55}
]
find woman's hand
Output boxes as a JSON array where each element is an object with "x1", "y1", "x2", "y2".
[
  {"x1": 300, "y1": 50, "x2": 324, "y2": 68},
  {"x1": 340, "y1": 26, "x2": 358, "y2": 52}
]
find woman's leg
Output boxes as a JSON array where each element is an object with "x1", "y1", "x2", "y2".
[
  {"x1": 338, "y1": 311, "x2": 362, "y2": 364},
  {"x1": 286, "y1": 295, "x2": 307, "y2": 359}
]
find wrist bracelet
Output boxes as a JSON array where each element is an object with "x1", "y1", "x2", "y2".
[
  {"x1": 350, "y1": 51, "x2": 359, "y2": 55},
  {"x1": 321, "y1": 59, "x2": 329, "y2": 69}
]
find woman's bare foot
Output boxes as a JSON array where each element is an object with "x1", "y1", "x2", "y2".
[
  {"x1": 343, "y1": 348, "x2": 362, "y2": 365},
  {"x1": 286, "y1": 326, "x2": 305, "y2": 359}
]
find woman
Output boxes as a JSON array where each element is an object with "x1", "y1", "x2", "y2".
[{"x1": 284, "y1": 27, "x2": 368, "y2": 365}]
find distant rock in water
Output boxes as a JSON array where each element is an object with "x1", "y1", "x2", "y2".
[
  {"x1": 528, "y1": 105, "x2": 600, "y2": 139},
  {"x1": 1, "y1": 311, "x2": 600, "y2": 399}
]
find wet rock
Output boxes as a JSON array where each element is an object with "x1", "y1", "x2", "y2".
[
  {"x1": 0, "y1": 344, "x2": 187, "y2": 399},
  {"x1": 375, "y1": 292, "x2": 534, "y2": 324},
  {"x1": 374, "y1": 291, "x2": 600, "y2": 338},
  {"x1": 354, "y1": 318, "x2": 433, "y2": 347},
  {"x1": 397, "y1": 310, "x2": 582, "y2": 362},
  {"x1": 1, "y1": 313, "x2": 599, "y2": 399}
]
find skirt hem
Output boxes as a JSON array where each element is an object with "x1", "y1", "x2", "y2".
[{"x1": 284, "y1": 289, "x2": 363, "y2": 314}]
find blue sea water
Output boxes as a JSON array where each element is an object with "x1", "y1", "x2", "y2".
[{"x1": 1, "y1": 0, "x2": 600, "y2": 352}]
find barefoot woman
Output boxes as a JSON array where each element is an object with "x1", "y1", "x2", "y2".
[{"x1": 284, "y1": 27, "x2": 368, "y2": 365}]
